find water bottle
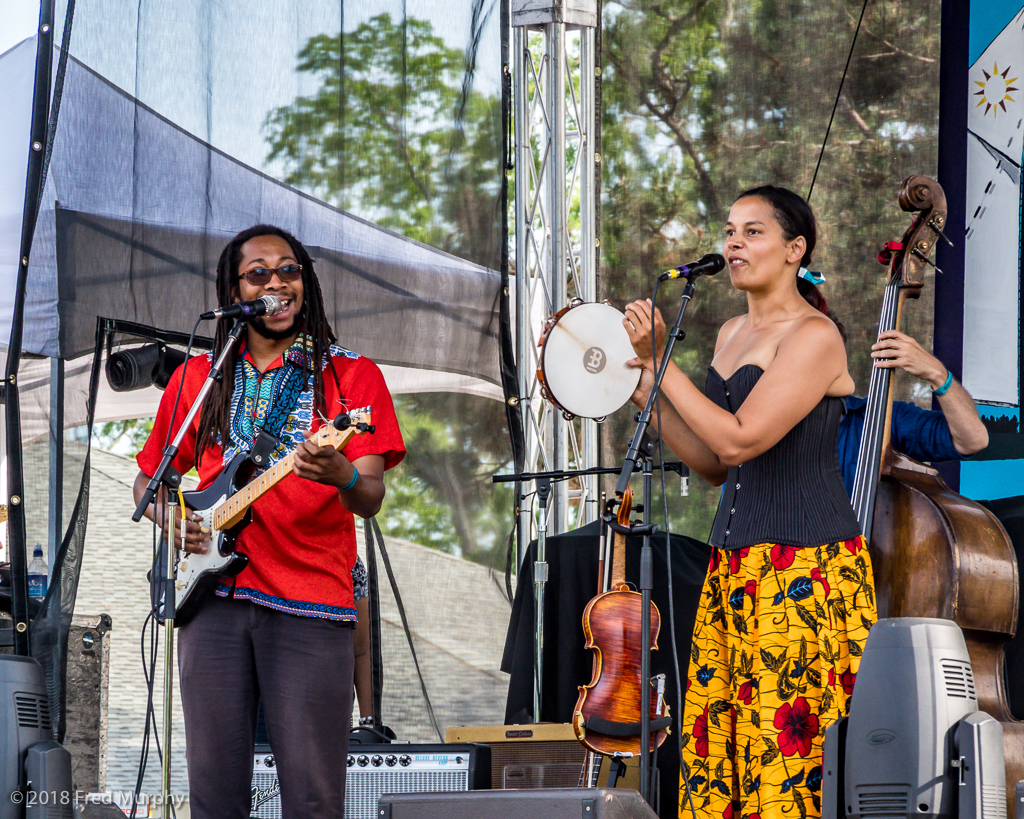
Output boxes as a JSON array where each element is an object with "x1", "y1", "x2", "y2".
[{"x1": 28, "y1": 543, "x2": 48, "y2": 599}]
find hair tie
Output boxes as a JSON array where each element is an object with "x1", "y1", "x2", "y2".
[{"x1": 798, "y1": 267, "x2": 825, "y2": 286}]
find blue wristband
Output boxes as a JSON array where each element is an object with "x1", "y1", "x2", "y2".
[
  {"x1": 933, "y1": 370, "x2": 954, "y2": 396},
  {"x1": 340, "y1": 467, "x2": 360, "y2": 492}
]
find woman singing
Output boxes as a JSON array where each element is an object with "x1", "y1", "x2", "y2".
[{"x1": 624, "y1": 186, "x2": 875, "y2": 819}]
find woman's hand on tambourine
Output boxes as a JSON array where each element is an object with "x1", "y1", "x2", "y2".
[
  {"x1": 629, "y1": 365, "x2": 656, "y2": 408},
  {"x1": 623, "y1": 298, "x2": 666, "y2": 370}
]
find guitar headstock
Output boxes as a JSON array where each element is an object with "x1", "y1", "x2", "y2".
[{"x1": 317, "y1": 406, "x2": 374, "y2": 449}]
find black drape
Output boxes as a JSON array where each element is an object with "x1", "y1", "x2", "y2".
[{"x1": 501, "y1": 521, "x2": 712, "y2": 819}]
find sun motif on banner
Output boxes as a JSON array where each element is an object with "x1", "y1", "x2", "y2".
[{"x1": 974, "y1": 62, "x2": 1019, "y2": 117}]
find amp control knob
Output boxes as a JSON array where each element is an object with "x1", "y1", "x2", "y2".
[
  {"x1": 399, "y1": 754, "x2": 412, "y2": 767},
  {"x1": 357, "y1": 755, "x2": 369, "y2": 767},
  {"x1": 371, "y1": 755, "x2": 383, "y2": 767},
  {"x1": 347, "y1": 755, "x2": 355, "y2": 767},
  {"x1": 385, "y1": 755, "x2": 397, "y2": 767}
]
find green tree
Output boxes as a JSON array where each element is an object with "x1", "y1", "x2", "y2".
[
  {"x1": 264, "y1": 14, "x2": 514, "y2": 567},
  {"x1": 596, "y1": 0, "x2": 941, "y2": 534},
  {"x1": 264, "y1": 13, "x2": 503, "y2": 269}
]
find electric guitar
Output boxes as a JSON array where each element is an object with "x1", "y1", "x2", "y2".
[{"x1": 171, "y1": 407, "x2": 373, "y2": 625}]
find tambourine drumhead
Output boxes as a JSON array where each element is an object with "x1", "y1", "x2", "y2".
[{"x1": 540, "y1": 302, "x2": 642, "y2": 419}]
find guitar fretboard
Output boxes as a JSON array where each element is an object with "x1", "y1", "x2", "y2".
[{"x1": 212, "y1": 410, "x2": 369, "y2": 531}]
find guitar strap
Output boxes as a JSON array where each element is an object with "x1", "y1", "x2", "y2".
[{"x1": 230, "y1": 334, "x2": 317, "y2": 467}]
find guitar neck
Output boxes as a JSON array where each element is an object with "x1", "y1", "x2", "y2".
[{"x1": 212, "y1": 425, "x2": 359, "y2": 531}]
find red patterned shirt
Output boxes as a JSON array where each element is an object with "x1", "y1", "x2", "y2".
[{"x1": 137, "y1": 344, "x2": 405, "y2": 620}]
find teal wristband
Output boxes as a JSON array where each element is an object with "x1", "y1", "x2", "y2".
[
  {"x1": 933, "y1": 370, "x2": 954, "y2": 396},
  {"x1": 340, "y1": 467, "x2": 360, "y2": 492}
]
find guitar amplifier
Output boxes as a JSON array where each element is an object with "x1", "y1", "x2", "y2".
[
  {"x1": 250, "y1": 743, "x2": 490, "y2": 819},
  {"x1": 444, "y1": 724, "x2": 639, "y2": 790}
]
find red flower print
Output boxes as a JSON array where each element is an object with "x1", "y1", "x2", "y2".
[
  {"x1": 773, "y1": 697, "x2": 819, "y2": 757},
  {"x1": 722, "y1": 804, "x2": 733, "y2": 819},
  {"x1": 744, "y1": 579, "x2": 757, "y2": 601},
  {"x1": 840, "y1": 670, "x2": 856, "y2": 695},
  {"x1": 737, "y1": 679, "x2": 757, "y2": 705},
  {"x1": 727, "y1": 547, "x2": 751, "y2": 575},
  {"x1": 810, "y1": 567, "x2": 830, "y2": 597},
  {"x1": 710, "y1": 549, "x2": 721, "y2": 572},
  {"x1": 843, "y1": 537, "x2": 862, "y2": 555},
  {"x1": 693, "y1": 706, "x2": 710, "y2": 758},
  {"x1": 686, "y1": 678, "x2": 692, "y2": 693},
  {"x1": 828, "y1": 668, "x2": 836, "y2": 689},
  {"x1": 770, "y1": 544, "x2": 799, "y2": 570}
]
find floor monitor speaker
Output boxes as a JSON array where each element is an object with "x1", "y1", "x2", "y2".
[{"x1": 379, "y1": 786, "x2": 658, "y2": 819}]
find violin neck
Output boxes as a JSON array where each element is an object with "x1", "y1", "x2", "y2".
[{"x1": 610, "y1": 531, "x2": 627, "y2": 590}]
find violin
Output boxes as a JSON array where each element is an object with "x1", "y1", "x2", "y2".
[
  {"x1": 573, "y1": 487, "x2": 671, "y2": 767},
  {"x1": 851, "y1": 175, "x2": 1022, "y2": 810}
]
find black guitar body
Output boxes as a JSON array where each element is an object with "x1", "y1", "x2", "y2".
[{"x1": 174, "y1": 451, "x2": 257, "y2": 626}]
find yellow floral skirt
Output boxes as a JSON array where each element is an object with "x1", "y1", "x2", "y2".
[{"x1": 679, "y1": 537, "x2": 875, "y2": 819}]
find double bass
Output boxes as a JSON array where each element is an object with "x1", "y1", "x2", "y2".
[{"x1": 851, "y1": 175, "x2": 1022, "y2": 810}]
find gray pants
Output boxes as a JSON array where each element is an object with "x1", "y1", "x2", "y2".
[{"x1": 177, "y1": 595, "x2": 355, "y2": 819}]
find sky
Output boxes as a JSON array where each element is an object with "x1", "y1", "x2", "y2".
[{"x1": 0, "y1": 1, "x2": 39, "y2": 56}]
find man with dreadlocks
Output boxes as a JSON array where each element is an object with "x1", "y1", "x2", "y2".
[{"x1": 133, "y1": 225, "x2": 405, "y2": 819}]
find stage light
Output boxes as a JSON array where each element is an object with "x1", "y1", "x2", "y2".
[
  {"x1": 822, "y1": 618, "x2": 1006, "y2": 819},
  {"x1": 105, "y1": 344, "x2": 187, "y2": 392}
]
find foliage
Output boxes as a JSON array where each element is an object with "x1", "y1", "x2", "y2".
[
  {"x1": 92, "y1": 418, "x2": 154, "y2": 456},
  {"x1": 378, "y1": 394, "x2": 515, "y2": 570},
  {"x1": 264, "y1": 13, "x2": 503, "y2": 269},
  {"x1": 595, "y1": 0, "x2": 941, "y2": 534}
]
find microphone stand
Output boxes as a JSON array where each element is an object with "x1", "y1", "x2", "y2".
[
  {"x1": 614, "y1": 276, "x2": 700, "y2": 805},
  {"x1": 492, "y1": 462, "x2": 683, "y2": 723},
  {"x1": 132, "y1": 318, "x2": 247, "y2": 819}
]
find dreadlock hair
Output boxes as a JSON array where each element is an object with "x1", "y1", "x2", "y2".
[
  {"x1": 737, "y1": 185, "x2": 847, "y2": 342},
  {"x1": 194, "y1": 224, "x2": 339, "y2": 466}
]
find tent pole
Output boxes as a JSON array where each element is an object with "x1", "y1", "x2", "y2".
[
  {"x1": 48, "y1": 357, "x2": 64, "y2": 577},
  {"x1": 6, "y1": 0, "x2": 56, "y2": 657}
]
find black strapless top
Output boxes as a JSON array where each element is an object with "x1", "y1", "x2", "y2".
[{"x1": 705, "y1": 364, "x2": 861, "y2": 550}]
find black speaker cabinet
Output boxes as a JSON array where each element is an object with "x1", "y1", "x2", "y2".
[
  {"x1": 445, "y1": 724, "x2": 640, "y2": 790},
  {"x1": 378, "y1": 787, "x2": 659, "y2": 818},
  {"x1": 250, "y1": 743, "x2": 490, "y2": 819}
]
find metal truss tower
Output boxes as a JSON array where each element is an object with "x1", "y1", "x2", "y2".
[{"x1": 512, "y1": 0, "x2": 599, "y2": 555}]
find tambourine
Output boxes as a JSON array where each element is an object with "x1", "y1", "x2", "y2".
[{"x1": 537, "y1": 300, "x2": 642, "y2": 420}]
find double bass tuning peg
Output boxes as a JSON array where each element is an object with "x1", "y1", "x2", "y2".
[
  {"x1": 910, "y1": 248, "x2": 944, "y2": 275},
  {"x1": 926, "y1": 219, "x2": 954, "y2": 248}
]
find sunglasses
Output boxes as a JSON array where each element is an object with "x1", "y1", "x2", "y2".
[{"x1": 238, "y1": 264, "x2": 303, "y2": 286}]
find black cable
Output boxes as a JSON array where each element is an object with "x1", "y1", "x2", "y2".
[{"x1": 807, "y1": 0, "x2": 871, "y2": 203}]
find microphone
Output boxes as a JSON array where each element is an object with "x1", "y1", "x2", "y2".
[
  {"x1": 200, "y1": 294, "x2": 284, "y2": 321},
  {"x1": 658, "y1": 253, "x2": 726, "y2": 282}
]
